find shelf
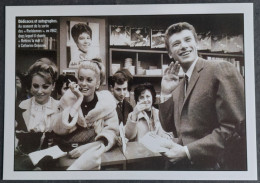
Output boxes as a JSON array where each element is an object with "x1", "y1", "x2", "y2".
[
  {"x1": 199, "y1": 52, "x2": 244, "y2": 58},
  {"x1": 134, "y1": 75, "x2": 162, "y2": 78},
  {"x1": 17, "y1": 49, "x2": 57, "y2": 52},
  {"x1": 110, "y1": 48, "x2": 243, "y2": 57},
  {"x1": 110, "y1": 48, "x2": 167, "y2": 54}
]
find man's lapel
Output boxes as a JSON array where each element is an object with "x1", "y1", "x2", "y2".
[{"x1": 180, "y1": 58, "x2": 205, "y2": 114}]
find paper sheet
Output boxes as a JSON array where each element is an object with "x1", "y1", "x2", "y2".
[
  {"x1": 29, "y1": 145, "x2": 67, "y2": 166},
  {"x1": 140, "y1": 132, "x2": 170, "y2": 153}
]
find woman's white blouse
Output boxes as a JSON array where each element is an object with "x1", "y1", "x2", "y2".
[{"x1": 26, "y1": 97, "x2": 53, "y2": 132}]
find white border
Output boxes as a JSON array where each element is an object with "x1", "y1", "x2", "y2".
[{"x1": 4, "y1": 3, "x2": 256, "y2": 180}]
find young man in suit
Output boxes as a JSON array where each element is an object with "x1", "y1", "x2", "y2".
[
  {"x1": 109, "y1": 69, "x2": 133, "y2": 125},
  {"x1": 159, "y1": 22, "x2": 246, "y2": 170}
]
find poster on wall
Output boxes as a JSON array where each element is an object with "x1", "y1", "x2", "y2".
[{"x1": 68, "y1": 21, "x2": 100, "y2": 68}]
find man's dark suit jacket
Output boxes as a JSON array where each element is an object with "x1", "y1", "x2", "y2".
[
  {"x1": 159, "y1": 58, "x2": 246, "y2": 170},
  {"x1": 116, "y1": 99, "x2": 133, "y2": 125}
]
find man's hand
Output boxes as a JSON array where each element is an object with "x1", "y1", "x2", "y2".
[
  {"x1": 160, "y1": 140, "x2": 187, "y2": 163},
  {"x1": 161, "y1": 61, "x2": 180, "y2": 95}
]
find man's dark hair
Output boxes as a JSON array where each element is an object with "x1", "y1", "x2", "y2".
[
  {"x1": 109, "y1": 69, "x2": 133, "y2": 91},
  {"x1": 134, "y1": 83, "x2": 156, "y2": 105},
  {"x1": 71, "y1": 23, "x2": 92, "y2": 43},
  {"x1": 165, "y1": 22, "x2": 198, "y2": 53},
  {"x1": 55, "y1": 74, "x2": 78, "y2": 95}
]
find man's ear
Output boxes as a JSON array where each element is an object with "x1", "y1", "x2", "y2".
[{"x1": 110, "y1": 85, "x2": 114, "y2": 93}]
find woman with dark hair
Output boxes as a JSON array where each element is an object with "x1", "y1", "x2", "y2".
[
  {"x1": 69, "y1": 23, "x2": 99, "y2": 68},
  {"x1": 15, "y1": 58, "x2": 59, "y2": 170},
  {"x1": 55, "y1": 74, "x2": 78, "y2": 99},
  {"x1": 125, "y1": 83, "x2": 173, "y2": 142}
]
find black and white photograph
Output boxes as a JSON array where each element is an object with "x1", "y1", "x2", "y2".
[
  {"x1": 67, "y1": 21, "x2": 100, "y2": 68},
  {"x1": 3, "y1": 3, "x2": 257, "y2": 181},
  {"x1": 151, "y1": 29, "x2": 165, "y2": 48},
  {"x1": 110, "y1": 25, "x2": 131, "y2": 46},
  {"x1": 130, "y1": 27, "x2": 150, "y2": 47}
]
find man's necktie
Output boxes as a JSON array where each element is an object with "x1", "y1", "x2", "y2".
[
  {"x1": 118, "y1": 102, "x2": 123, "y2": 112},
  {"x1": 185, "y1": 74, "x2": 189, "y2": 93}
]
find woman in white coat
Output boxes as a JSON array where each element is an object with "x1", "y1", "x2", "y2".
[{"x1": 54, "y1": 59, "x2": 119, "y2": 170}]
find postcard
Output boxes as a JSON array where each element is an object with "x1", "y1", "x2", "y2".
[{"x1": 4, "y1": 3, "x2": 256, "y2": 180}]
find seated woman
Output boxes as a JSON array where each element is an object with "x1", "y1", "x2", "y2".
[
  {"x1": 54, "y1": 59, "x2": 119, "y2": 170},
  {"x1": 15, "y1": 58, "x2": 59, "y2": 170},
  {"x1": 69, "y1": 23, "x2": 99, "y2": 68},
  {"x1": 125, "y1": 83, "x2": 173, "y2": 142},
  {"x1": 55, "y1": 74, "x2": 78, "y2": 99}
]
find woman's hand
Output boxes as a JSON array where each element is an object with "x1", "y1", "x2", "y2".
[
  {"x1": 67, "y1": 143, "x2": 106, "y2": 170},
  {"x1": 131, "y1": 101, "x2": 147, "y2": 121},
  {"x1": 68, "y1": 141, "x2": 102, "y2": 159},
  {"x1": 161, "y1": 61, "x2": 180, "y2": 95},
  {"x1": 69, "y1": 82, "x2": 83, "y2": 99}
]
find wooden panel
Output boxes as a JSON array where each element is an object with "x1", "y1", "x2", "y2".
[{"x1": 124, "y1": 142, "x2": 161, "y2": 163}]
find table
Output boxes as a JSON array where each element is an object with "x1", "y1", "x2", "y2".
[
  {"x1": 57, "y1": 142, "x2": 165, "y2": 170},
  {"x1": 58, "y1": 146, "x2": 126, "y2": 170},
  {"x1": 123, "y1": 142, "x2": 165, "y2": 170}
]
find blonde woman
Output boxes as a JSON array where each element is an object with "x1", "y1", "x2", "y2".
[{"x1": 55, "y1": 59, "x2": 119, "y2": 170}]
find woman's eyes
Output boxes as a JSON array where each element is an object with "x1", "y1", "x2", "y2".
[
  {"x1": 32, "y1": 84, "x2": 39, "y2": 88},
  {"x1": 43, "y1": 85, "x2": 50, "y2": 89},
  {"x1": 79, "y1": 77, "x2": 93, "y2": 82},
  {"x1": 79, "y1": 36, "x2": 91, "y2": 40},
  {"x1": 79, "y1": 77, "x2": 84, "y2": 82},
  {"x1": 32, "y1": 84, "x2": 50, "y2": 89}
]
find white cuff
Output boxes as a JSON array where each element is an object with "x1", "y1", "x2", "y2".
[
  {"x1": 160, "y1": 94, "x2": 172, "y2": 103},
  {"x1": 184, "y1": 146, "x2": 193, "y2": 164}
]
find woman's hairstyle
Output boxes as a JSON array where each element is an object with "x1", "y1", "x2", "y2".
[
  {"x1": 16, "y1": 70, "x2": 27, "y2": 101},
  {"x1": 109, "y1": 68, "x2": 133, "y2": 91},
  {"x1": 165, "y1": 22, "x2": 198, "y2": 53},
  {"x1": 71, "y1": 23, "x2": 92, "y2": 43},
  {"x1": 78, "y1": 58, "x2": 105, "y2": 88},
  {"x1": 134, "y1": 83, "x2": 156, "y2": 105},
  {"x1": 27, "y1": 58, "x2": 58, "y2": 89},
  {"x1": 55, "y1": 74, "x2": 78, "y2": 95}
]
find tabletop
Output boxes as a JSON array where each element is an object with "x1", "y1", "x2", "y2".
[{"x1": 57, "y1": 141, "x2": 163, "y2": 170}]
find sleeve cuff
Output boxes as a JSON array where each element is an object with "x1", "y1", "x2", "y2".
[
  {"x1": 160, "y1": 94, "x2": 172, "y2": 103},
  {"x1": 184, "y1": 146, "x2": 193, "y2": 164},
  {"x1": 128, "y1": 113, "x2": 138, "y2": 123}
]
